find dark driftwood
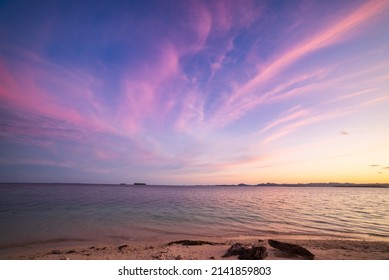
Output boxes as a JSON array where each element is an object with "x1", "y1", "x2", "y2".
[
  {"x1": 223, "y1": 243, "x2": 268, "y2": 260},
  {"x1": 268, "y1": 239, "x2": 314, "y2": 259},
  {"x1": 167, "y1": 240, "x2": 223, "y2": 246}
]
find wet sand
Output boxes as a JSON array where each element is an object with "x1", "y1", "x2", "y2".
[{"x1": 3, "y1": 237, "x2": 389, "y2": 260}]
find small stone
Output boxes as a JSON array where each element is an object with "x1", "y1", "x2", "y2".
[
  {"x1": 222, "y1": 243, "x2": 249, "y2": 258},
  {"x1": 223, "y1": 244, "x2": 268, "y2": 260},
  {"x1": 209, "y1": 256, "x2": 215, "y2": 259},
  {"x1": 175, "y1": 255, "x2": 183, "y2": 260},
  {"x1": 238, "y1": 246, "x2": 268, "y2": 260},
  {"x1": 118, "y1": 244, "x2": 128, "y2": 251}
]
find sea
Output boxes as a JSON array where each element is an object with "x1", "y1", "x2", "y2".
[{"x1": 0, "y1": 184, "x2": 388, "y2": 253}]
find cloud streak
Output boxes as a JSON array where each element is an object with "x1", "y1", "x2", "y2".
[
  {"x1": 1, "y1": 0, "x2": 389, "y2": 184},
  {"x1": 209, "y1": 0, "x2": 389, "y2": 128}
]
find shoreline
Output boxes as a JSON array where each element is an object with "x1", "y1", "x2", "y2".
[{"x1": 2, "y1": 236, "x2": 389, "y2": 260}]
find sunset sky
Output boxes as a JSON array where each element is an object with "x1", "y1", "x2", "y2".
[{"x1": 1, "y1": 0, "x2": 389, "y2": 184}]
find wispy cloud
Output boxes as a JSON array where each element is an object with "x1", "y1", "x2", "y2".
[
  {"x1": 0, "y1": 57, "x2": 115, "y2": 134},
  {"x1": 1, "y1": 0, "x2": 388, "y2": 184},
  {"x1": 259, "y1": 108, "x2": 353, "y2": 146},
  {"x1": 258, "y1": 106, "x2": 310, "y2": 134},
  {"x1": 209, "y1": 0, "x2": 389, "y2": 128}
]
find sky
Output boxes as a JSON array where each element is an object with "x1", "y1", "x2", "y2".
[{"x1": 1, "y1": 0, "x2": 389, "y2": 185}]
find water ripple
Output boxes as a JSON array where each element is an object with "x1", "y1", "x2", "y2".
[{"x1": 0, "y1": 184, "x2": 388, "y2": 245}]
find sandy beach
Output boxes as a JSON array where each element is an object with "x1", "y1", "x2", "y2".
[{"x1": 3, "y1": 237, "x2": 389, "y2": 260}]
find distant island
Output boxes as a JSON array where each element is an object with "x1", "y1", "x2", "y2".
[
  {"x1": 215, "y1": 183, "x2": 388, "y2": 188},
  {"x1": 133, "y1": 183, "x2": 147, "y2": 186}
]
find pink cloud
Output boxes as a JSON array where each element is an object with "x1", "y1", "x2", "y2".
[
  {"x1": 323, "y1": 61, "x2": 389, "y2": 89},
  {"x1": 258, "y1": 91, "x2": 389, "y2": 148},
  {"x1": 114, "y1": 1, "x2": 264, "y2": 135},
  {"x1": 210, "y1": 0, "x2": 233, "y2": 32},
  {"x1": 259, "y1": 109, "x2": 353, "y2": 146},
  {"x1": 117, "y1": 43, "x2": 181, "y2": 135},
  {"x1": 268, "y1": 57, "x2": 389, "y2": 105},
  {"x1": 209, "y1": 36, "x2": 235, "y2": 78},
  {"x1": 242, "y1": 0, "x2": 388, "y2": 96},
  {"x1": 271, "y1": 64, "x2": 388, "y2": 105},
  {"x1": 210, "y1": 0, "x2": 389, "y2": 128},
  {"x1": 0, "y1": 57, "x2": 116, "y2": 137},
  {"x1": 174, "y1": 90, "x2": 205, "y2": 133},
  {"x1": 258, "y1": 106, "x2": 311, "y2": 134},
  {"x1": 326, "y1": 88, "x2": 377, "y2": 104},
  {"x1": 161, "y1": 1, "x2": 212, "y2": 55},
  {"x1": 350, "y1": 95, "x2": 389, "y2": 109},
  {"x1": 207, "y1": 68, "x2": 329, "y2": 128},
  {"x1": 176, "y1": 0, "x2": 259, "y2": 53},
  {"x1": 191, "y1": 1, "x2": 212, "y2": 50},
  {"x1": 209, "y1": 0, "x2": 261, "y2": 32}
]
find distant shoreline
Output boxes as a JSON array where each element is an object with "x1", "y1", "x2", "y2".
[{"x1": 0, "y1": 182, "x2": 388, "y2": 188}]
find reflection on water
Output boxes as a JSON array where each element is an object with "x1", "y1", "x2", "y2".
[{"x1": 0, "y1": 184, "x2": 388, "y2": 247}]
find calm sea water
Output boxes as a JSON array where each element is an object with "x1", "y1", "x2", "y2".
[{"x1": 0, "y1": 184, "x2": 388, "y2": 250}]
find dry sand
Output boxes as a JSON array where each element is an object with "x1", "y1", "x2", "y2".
[{"x1": 3, "y1": 237, "x2": 389, "y2": 260}]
